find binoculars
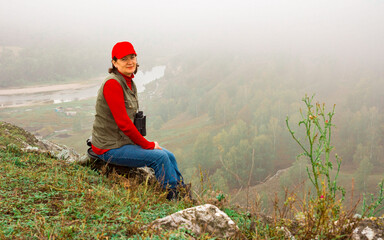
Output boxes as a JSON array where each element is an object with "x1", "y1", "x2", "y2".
[{"x1": 134, "y1": 111, "x2": 146, "y2": 136}]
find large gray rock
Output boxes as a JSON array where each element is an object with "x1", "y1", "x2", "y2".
[
  {"x1": 149, "y1": 204, "x2": 241, "y2": 238},
  {"x1": 352, "y1": 217, "x2": 384, "y2": 240}
]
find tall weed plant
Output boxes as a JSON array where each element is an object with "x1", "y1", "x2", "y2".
[
  {"x1": 286, "y1": 94, "x2": 345, "y2": 203},
  {"x1": 285, "y1": 95, "x2": 355, "y2": 238}
]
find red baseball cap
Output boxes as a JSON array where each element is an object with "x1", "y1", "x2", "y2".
[{"x1": 111, "y1": 41, "x2": 137, "y2": 59}]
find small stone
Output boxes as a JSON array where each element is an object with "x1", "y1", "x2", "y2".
[
  {"x1": 24, "y1": 146, "x2": 39, "y2": 151},
  {"x1": 361, "y1": 226, "x2": 375, "y2": 240}
]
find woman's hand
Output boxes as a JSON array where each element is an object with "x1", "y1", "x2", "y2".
[{"x1": 154, "y1": 141, "x2": 163, "y2": 150}]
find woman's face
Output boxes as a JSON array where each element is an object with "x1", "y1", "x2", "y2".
[{"x1": 112, "y1": 54, "x2": 137, "y2": 76}]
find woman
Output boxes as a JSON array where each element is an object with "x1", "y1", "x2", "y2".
[{"x1": 91, "y1": 41, "x2": 185, "y2": 200}]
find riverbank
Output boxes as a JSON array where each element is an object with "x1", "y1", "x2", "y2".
[
  {"x1": 0, "y1": 66, "x2": 165, "y2": 108},
  {"x1": 0, "y1": 77, "x2": 103, "y2": 96}
]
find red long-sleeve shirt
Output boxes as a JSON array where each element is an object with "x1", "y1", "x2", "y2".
[{"x1": 92, "y1": 73, "x2": 155, "y2": 154}]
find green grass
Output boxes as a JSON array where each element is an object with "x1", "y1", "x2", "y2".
[
  {"x1": 0, "y1": 146, "x2": 194, "y2": 239},
  {"x1": 0, "y1": 143, "x2": 293, "y2": 239}
]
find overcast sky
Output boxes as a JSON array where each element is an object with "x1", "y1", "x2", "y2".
[{"x1": 0, "y1": 0, "x2": 383, "y2": 65}]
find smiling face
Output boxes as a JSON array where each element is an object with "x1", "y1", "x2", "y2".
[{"x1": 112, "y1": 54, "x2": 137, "y2": 76}]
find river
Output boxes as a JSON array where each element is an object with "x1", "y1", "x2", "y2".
[{"x1": 0, "y1": 66, "x2": 165, "y2": 108}]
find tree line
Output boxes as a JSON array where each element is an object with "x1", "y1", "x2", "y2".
[{"x1": 0, "y1": 44, "x2": 106, "y2": 88}]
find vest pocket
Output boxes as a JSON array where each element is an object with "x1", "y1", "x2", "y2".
[
  {"x1": 124, "y1": 99, "x2": 138, "y2": 121},
  {"x1": 124, "y1": 99, "x2": 138, "y2": 109}
]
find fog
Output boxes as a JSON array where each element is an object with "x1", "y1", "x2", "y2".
[
  {"x1": 1, "y1": 0, "x2": 383, "y2": 207},
  {"x1": 1, "y1": 0, "x2": 383, "y2": 65}
]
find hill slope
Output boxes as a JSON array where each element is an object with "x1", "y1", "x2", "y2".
[
  {"x1": 1, "y1": 122, "x2": 383, "y2": 239},
  {"x1": 0, "y1": 121, "x2": 262, "y2": 239}
]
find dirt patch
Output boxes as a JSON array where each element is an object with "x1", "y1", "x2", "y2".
[{"x1": 56, "y1": 133, "x2": 71, "y2": 138}]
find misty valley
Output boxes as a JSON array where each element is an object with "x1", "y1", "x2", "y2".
[
  {"x1": 1, "y1": 0, "x2": 383, "y2": 237},
  {"x1": 1, "y1": 50, "x2": 383, "y2": 215}
]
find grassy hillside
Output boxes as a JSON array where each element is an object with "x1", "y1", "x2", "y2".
[
  {"x1": 0, "y1": 147, "x2": 187, "y2": 238},
  {"x1": 1, "y1": 122, "x2": 294, "y2": 239},
  {"x1": 4, "y1": 125, "x2": 382, "y2": 239},
  {"x1": 0, "y1": 136, "x2": 226, "y2": 238}
]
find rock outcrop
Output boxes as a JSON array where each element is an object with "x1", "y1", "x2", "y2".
[
  {"x1": 86, "y1": 157, "x2": 156, "y2": 183},
  {"x1": 149, "y1": 204, "x2": 241, "y2": 238},
  {"x1": 0, "y1": 121, "x2": 155, "y2": 182},
  {"x1": 0, "y1": 121, "x2": 83, "y2": 162}
]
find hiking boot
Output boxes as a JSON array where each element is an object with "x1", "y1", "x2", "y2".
[
  {"x1": 166, "y1": 183, "x2": 195, "y2": 202},
  {"x1": 178, "y1": 183, "x2": 193, "y2": 200},
  {"x1": 166, "y1": 188, "x2": 178, "y2": 201}
]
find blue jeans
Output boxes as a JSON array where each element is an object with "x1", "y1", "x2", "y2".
[{"x1": 98, "y1": 145, "x2": 183, "y2": 189}]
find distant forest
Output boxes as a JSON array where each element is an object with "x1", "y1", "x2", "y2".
[
  {"x1": 0, "y1": 44, "x2": 106, "y2": 88},
  {"x1": 140, "y1": 49, "x2": 384, "y2": 195}
]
